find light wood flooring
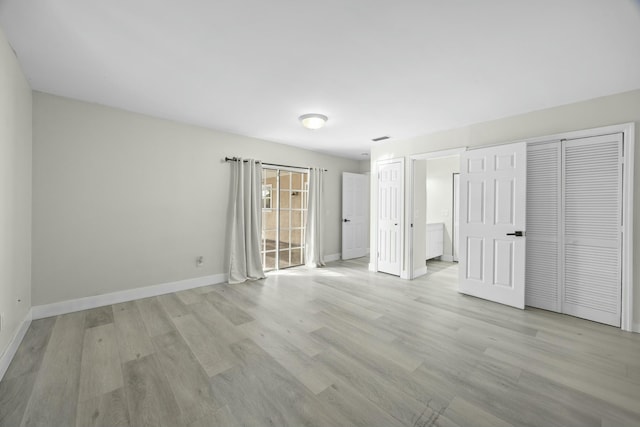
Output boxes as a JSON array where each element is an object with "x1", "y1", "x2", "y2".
[{"x1": 1, "y1": 259, "x2": 640, "y2": 427}]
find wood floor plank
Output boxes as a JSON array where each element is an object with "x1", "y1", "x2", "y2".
[
  {"x1": 20, "y1": 311, "x2": 86, "y2": 427},
  {"x1": 122, "y1": 354, "x2": 181, "y2": 427},
  {"x1": 175, "y1": 289, "x2": 202, "y2": 306},
  {"x1": 189, "y1": 301, "x2": 246, "y2": 344},
  {"x1": 311, "y1": 326, "x2": 448, "y2": 410},
  {"x1": 312, "y1": 307, "x2": 397, "y2": 343},
  {"x1": 187, "y1": 405, "x2": 241, "y2": 427},
  {"x1": 113, "y1": 305, "x2": 154, "y2": 363},
  {"x1": 203, "y1": 290, "x2": 254, "y2": 326},
  {"x1": 84, "y1": 306, "x2": 115, "y2": 329},
  {"x1": 443, "y1": 397, "x2": 514, "y2": 427},
  {"x1": 2, "y1": 317, "x2": 55, "y2": 380},
  {"x1": 0, "y1": 373, "x2": 37, "y2": 427},
  {"x1": 152, "y1": 330, "x2": 221, "y2": 425},
  {"x1": 314, "y1": 346, "x2": 428, "y2": 426},
  {"x1": 238, "y1": 320, "x2": 337, "y2": 394},
  {"x1": 316, "y1": 380, "x2": 407, "y2": 427},
  {"x1": 157, "y1": 293, "x2": 190, "y2": 318},
  {"x1": 75, "y1": 387, "x2": 130, "y2": 427},
  {"x1": 209, "y1": 339, "x2": 344, "y2": 427},
  {"x1": 135, "y1": 297, "x2": 175, "y2": 337},
  {"x1": 484, "y1": 346, "x2": 640, "y2": 414},
  {"x1": 172, "y1": 313, "x2": 235, "y2": 377},
  {"x1": 78, "y1": 323, "x2": 123, "y2": 401}
]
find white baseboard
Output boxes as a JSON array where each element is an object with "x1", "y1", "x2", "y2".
[
  {"x1": 632, "y1": 322, "x2": 640, "y2": 334},
  {"x1": 32, "y1": 273, "x2": 228, "y2": 320},
  {"x1": 413, "y1": 266, "x2": 427, "y2": 278},
  {"x1": 368, "y1": 263, "x2": 376, "y2": 272},
  {"x1": 400, "y1": 271, "x2": 410, "y2": 280},
  {"x1": 324, "y1": 253, "x2": 341, "y2": 262},
  {"x1": 440, "y1": 255, "x2": 454, "y2": 262},
  {"x1": 0, "y1": 309, "x2": 32, "y2": 382}
]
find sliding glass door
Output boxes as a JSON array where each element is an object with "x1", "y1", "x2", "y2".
[{"x1": 261, "y1": 167, "x2": 308, "y2": 271}]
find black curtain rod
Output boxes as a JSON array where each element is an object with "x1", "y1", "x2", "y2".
[{"x1": 225, "y1": 157, "x2": 327, "y2": 171}]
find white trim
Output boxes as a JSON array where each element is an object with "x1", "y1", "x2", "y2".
[
  {"x1": 407, "y1": 148, "x2": 463, "y2": 280},
  {"x1": 368, "y1": 263, "x2": 376, "y2": 272},
  {"x1": 0, "y1": 309, "x2": 32, "y2": 382},
  {"x1": 621, "y1": 123, "x2": 634, "y2": 332},
  {"x1": 633, "y1": 322, "x2": 640, "y2": 334},
  {"x1": 440, "y1": 255, "x2": 455, "y2": 262},
  {"x1": 409, "y1": 147, "x2": 466, "y2": 160},
  {"x1": 32, "y1": 273, "x2": 228, "y2": 320},
  {"x1": 407, "y1": 158, "x2": 415, "y2": 279},
  {"x1": 523, "y1": 123, "x2": 634, "y2": 146},
  {"x1": 413, "y1": 266, "x2": 427, "y2": 278},
  {"x1": 325, "y1": 253, "x2": 341, "y2": 263}
]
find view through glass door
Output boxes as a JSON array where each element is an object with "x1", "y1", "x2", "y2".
[{"x1": 261, "y1": 167, "x2": 308, "y2": 271}]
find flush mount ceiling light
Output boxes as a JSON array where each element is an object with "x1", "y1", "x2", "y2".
[{"x1": 299, "y1": 113, "x2": 328, "y2": 130}]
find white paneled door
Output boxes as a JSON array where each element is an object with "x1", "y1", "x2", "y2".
[
  {"x1": 377, "y1": 161, "x2": 402, "y2": 276},
  {"x1": 459, "y1": 143, "x2": 527, "y2": 309},
  {"x1": 342, "y1": 172, "x2": 368, "y2": 260}
]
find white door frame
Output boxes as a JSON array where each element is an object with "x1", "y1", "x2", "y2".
[
  {"x1": 407, "y1": 148, "x2": 465, "y2": 279},
  {"x1": 452, "y1": 172, "x2": 460, "y2": 262},
  {"x1": 373, "y1": 157, "x2": 405, "y2": 275}
]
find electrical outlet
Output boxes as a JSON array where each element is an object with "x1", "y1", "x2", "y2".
[{"x1": 196, "y1": 256, "x2": 204, "y2": 267}]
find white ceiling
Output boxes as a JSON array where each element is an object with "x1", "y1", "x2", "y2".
[{"x1": 2, "y1": 0, "x2": 640, "y2": 159}]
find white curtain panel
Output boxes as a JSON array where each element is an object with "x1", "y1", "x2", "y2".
[
  {"x1": 305, "y1": 168, "x2": 326, "y2": 268},
  {"x1": 228, "y1": 158, "x2": 266, "y2": 284}
]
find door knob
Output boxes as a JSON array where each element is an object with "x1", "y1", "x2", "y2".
[{"x1": 506, "y1": 231, "x2": 524, "y2": 237}]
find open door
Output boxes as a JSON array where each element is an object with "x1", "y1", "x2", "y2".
[
  {"x1": 377, "y1": 160, "x2": 402, "y2": 276},
  {"x1": 342, "y1": 172, "x2": 368, "y2": 260},
  {"x1": 459, "y1": 142, "x2": 526, "y2": 309}
]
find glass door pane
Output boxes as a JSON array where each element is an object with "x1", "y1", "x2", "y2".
[{"x1": 260, "y1": 167, "x2": 308, "y2": 271}]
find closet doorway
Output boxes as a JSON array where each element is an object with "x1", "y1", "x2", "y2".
[
  {"x1": 261, "y1": 167, "x2": 309, "y2": 271},
  {"x1": 526, "y1": 133, "x2": 628, "y2": 327}
]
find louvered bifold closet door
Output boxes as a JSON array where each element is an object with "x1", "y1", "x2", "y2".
[
  {"x1": 525, "y1": 142, "x2": 561, "y2": 311},
  {"x1": 563, "y1": 134, "x2": 622, "y2": 327}
]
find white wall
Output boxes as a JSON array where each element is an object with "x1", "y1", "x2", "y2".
[
  {"x1": 359, "y1": 158, "x2": 371, "y2": 173},
  {"x1": 0, "y1": 28, "x2": 32, "y2": 358},
  {"x1": 426, "y1": 156, "x2": 459, "y2": 259},
  {"x1": 370, "y1": 88, "x2": 640, "y2": 327},
  {"x1": 32, "y1": 93, "x2": 362, "y2": 306}
]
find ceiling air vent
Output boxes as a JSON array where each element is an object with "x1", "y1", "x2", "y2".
[{"x1": 372, "y1": 136, "x2": 390, "y2": 142}]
